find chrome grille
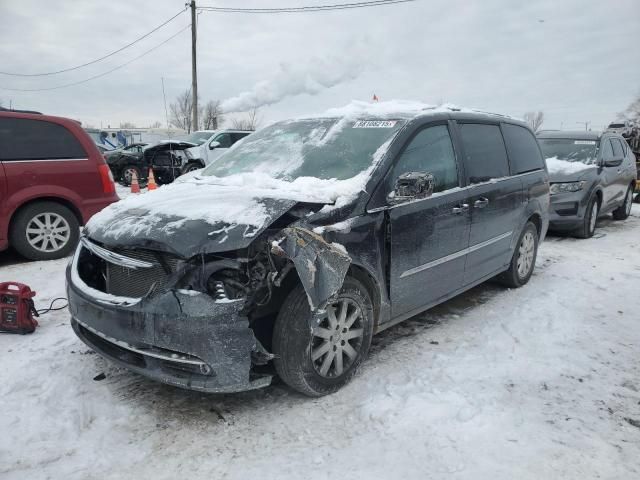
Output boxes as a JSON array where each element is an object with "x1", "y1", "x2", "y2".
[{"x1": 106, "y1": 248, "x2": 180, "y2": 297}]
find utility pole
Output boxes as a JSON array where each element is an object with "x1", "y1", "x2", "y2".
[
  {"x1": 576, "y1": 121, "x2": 591, "y2": 131},
  {"x1": 190, "y1": 1, "x2": 198, "y2": 132}
]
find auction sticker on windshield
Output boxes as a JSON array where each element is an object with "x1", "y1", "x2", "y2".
[
  {"x1": 574, "y1": 140, "x2": 596, "y2": 145},
  {"x1": 353, "y1": 120, "x2": 398, "y2": 128}
]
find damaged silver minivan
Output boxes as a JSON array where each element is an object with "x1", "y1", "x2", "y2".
[{"x1": 67, "y1": 102, "x2": 549, "y2": 396}]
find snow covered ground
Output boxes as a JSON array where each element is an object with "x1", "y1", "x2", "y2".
[{"x1": 1, "y1": 206, "x2": 639, "y2": 480}]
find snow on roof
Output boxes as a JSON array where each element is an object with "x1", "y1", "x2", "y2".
[{"x1": 299, "y1": 99, "x2": 468, "y2": 120}]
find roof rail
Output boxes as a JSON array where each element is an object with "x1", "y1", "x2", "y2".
[{"x1": 0, "y1": 106, "x2": 43, "y2": 114}]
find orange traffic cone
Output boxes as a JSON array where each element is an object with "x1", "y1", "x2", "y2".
[
  {"x1": 130, "y1": 170, "x2": 141, "y2": 194},
  {"x1": 147, "y1": 168, "x2": 157, "y2": 191}
]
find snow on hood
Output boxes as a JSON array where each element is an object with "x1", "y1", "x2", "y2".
[
  {"x1": 84, "y1": 138, "x2": 392, "y2": 255},
  {"x1": 545, "y1": 157, "x2": 597, "y2": 176}
]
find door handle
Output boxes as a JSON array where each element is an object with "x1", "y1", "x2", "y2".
[
  {"x1": 452, "y1": 203, "x2": 469, "y2": 214},
  {"x1": 474, "y1": 197, "x2": 489, "y2": 208}
]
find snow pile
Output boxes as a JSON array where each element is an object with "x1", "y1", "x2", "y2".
[
  {"x1": 2, "y1": 206, "x2": 640, "y2": 479},
  {"x1": 545, "y1": 156, "x2": 596, "y2": 176}
]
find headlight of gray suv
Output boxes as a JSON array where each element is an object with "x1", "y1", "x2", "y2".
[{"x1": 550, "y1": 181, "x2": 587, "y2": 195}]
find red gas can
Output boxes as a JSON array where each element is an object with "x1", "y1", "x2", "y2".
[{"x1": 0, "y1": 282, "x2": 38, "y2": 334}]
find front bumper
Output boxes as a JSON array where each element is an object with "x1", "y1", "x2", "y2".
[
  {"x1": 548, "y1": 189, "x2": 589, "y2": 230},
  {"x1": 66, "y1": 264, "x2": 271, "y2": 393}
]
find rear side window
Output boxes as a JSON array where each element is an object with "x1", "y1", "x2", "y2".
[
  {"x1": 458, "y1": 123, "x2": 509, "y2": 183},
  {"x1": 0, "y1": 117, "x2": 86, "y2": 160},
  {"x1": 502, "y1": 124, "x2": 545, "y2": 174},
  {"x1": 610, "y1": 138, "x2": 625, "y2": 158}
]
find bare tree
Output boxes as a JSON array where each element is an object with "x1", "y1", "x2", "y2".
[
  {"x1": 203, "y1": 100, "x2": 223, "y2": 130},
  {"x1": 169, "y1": 89, "x2": 200, "y2": 133},
  {"x1": 119, "y1": 121, "x2": 136, "y2": 129},
  {"x1": 149, "y1": 121, "x2": 162, "y2": 129},
  {"x1": 618, "y1": 94, "x2": 640, "y2": 124},
  {"x1": 523, "y1": 111, "x2": 544, "y2": 132},
  {"x1": 231, "y1": 107, "x2": 261, "y2": 131}
]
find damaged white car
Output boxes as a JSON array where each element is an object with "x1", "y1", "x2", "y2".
[{"x1": 67, "y1": 101, "x2": 549, "y2": 396}]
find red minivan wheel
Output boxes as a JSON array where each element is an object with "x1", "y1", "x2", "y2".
[{"x1": 9, "y1": 201, "x2": 80, "y2": 261}]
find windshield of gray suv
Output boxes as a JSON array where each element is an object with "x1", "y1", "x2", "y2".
[
  {"x1": 200, "y1": 118, "x2": 405, "y2": 180},
  {"x1": 538, "y1": 138, "x2": 599, "y2": 164},
  {"x1": 184, "y1": 131, "x2": 214, "y2": 146}
]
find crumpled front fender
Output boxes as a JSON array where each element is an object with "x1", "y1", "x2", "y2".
[{"x1": 275, "y1": 227, "x2": 352, "y2": 311}]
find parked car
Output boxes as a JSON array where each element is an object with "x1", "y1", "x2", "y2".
[
  {"x1": 182, "y1": 129, "x2": 253, "y2": 172},
  {"x1": 606, "y1": 121, "x2": 634, "y2": 138},
  {"x1": 104, "y1": 142, "x2": 149, "y2": 161},
  {"x1": 67, "y1": 104, "x2": 549, "y2": 396},
  {"x1": 108, "y1": 141, "x2": 194, "y2": 185},
  {"x1": 537, "y1": 130, "x2": 637, "y2": 238},
  {"x1": 0, "y1": 110, "x2": 118, "y2": 260},
  {"x1": 104, "y1": 144, "x2": 150, "y2": 185}
]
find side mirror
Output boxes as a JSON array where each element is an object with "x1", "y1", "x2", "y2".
[
  {"x1": 603, "y1": 157, "x2": 623, "y2": 167},
  {"x1": 387, "y1": 172, "x2": 435, "y2": 205},
  {"x1": 209, "y1": 141, "x2": 221, "y2": 150}
]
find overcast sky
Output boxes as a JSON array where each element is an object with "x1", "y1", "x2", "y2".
[{"x1": 1, "y1": 0, "x2": 638, "y2": 131}]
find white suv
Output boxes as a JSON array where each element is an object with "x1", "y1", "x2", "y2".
[
  {"x1": 606, "y1": 121, "x2": 634, "y2": 138},
  {"x1": 182, "y1": 129, "x2": 253, "y2": 172}
]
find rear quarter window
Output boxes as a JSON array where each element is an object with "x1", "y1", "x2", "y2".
[
  {"x1": 0, "y1": 117, "x2": 86, "y2": 160},
  {"x1": 502, "y1": 123, "x2": 545, "y2": 174},
  {"x1": 458, "y1": 123, "x2": 510, "y2": 183}
]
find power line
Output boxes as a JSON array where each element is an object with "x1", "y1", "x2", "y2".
[
  {"x1": 197, "y1": 0, "x2": 418, "y2": 14},
  {"x1": 0, "y1": 25, "x2": 190, "y2": 92},
  {"x1": 0, "y1": 8, "x2": 187, "y2": 77}
]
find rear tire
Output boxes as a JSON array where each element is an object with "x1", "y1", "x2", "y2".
[
  {"x1": 612, "y1": 185, "x2": 633, "y2": 220},
  {"x1": 575, "y1": 195, "x2": 599, "y2": 239},
  {"x1": 121, "y1": 165, "x2": 141, "y2": 186},
  {"x1": 272, "y1": 277, "x2": 374, "y2": 397},
  {"x1": 10, "y1": 202, "x2": 79, "y2": 261},
  {"x1": 498, "y1": 221, "x2": 538, "y2": 288},
  {"x1": 182, "y1": 162, "x2": 203, "y2": 174}
]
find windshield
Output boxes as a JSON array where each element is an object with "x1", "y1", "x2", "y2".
[
  {"x1": 538, "y1": 138, "x2": 599, "y2": 165},
  {"x1": 200, "y1": 118, "x2": 405, "y2": 180},
  {"x1": 608, "y1": 123, "x2": 625, "y2": 129},
  {"x1": 184, "y1": 131, "x2": 214, "y2": 146}
]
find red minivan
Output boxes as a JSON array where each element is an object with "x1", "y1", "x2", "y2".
[{"x1": 0, "y1": 110, "x2": 118, "y2": 260}]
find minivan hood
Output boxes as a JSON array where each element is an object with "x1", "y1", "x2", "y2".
[{"x1": 83, "y1": 174, "x2": 362, "y2": 257}]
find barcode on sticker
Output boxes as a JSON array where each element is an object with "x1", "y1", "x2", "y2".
[
  {"x1": 574, "y1": 140, "x2": 596, "y2": 145},
  {"x1": 353, "y1": 120, "x2": 397, "y2": 128}
]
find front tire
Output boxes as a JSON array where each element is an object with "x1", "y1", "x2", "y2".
[
  {"x1": 575, "y1": 195, "x2": 599, "y2": 239},
  {"x1": 10, "y1": 202, "x2": 79, "y2": 261},
  {"x1": 612, "y1": 185, "x2": 633, "y2": 220},
  {"x1": 272, "y1": 277, "x2": 374, "y2": 397},
  {"x1": 498, "y1": 221, "x2": 539, "y2": 288}
]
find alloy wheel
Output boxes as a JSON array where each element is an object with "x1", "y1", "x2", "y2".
[
  {"x1": 516, "y1": 231, "x2": 535, "y2": 279},
  {"x1": 25, "y1": 212, "x2": 71, "y2": 253},
  {"x1": 310, "y1": 298, "x2": 364, "y2": 378}
]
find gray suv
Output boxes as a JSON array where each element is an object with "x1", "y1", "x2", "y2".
[{"x1": 537, "y1": 130, "x2": 637, "y2": 238}]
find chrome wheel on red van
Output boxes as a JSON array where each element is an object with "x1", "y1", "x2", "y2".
[
  {"x1": 9, "y1": 201, "x2": 79, "y2": 261},
  {"x1": 26, "y1": 212, "x2": 71, "y2": 253}
]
